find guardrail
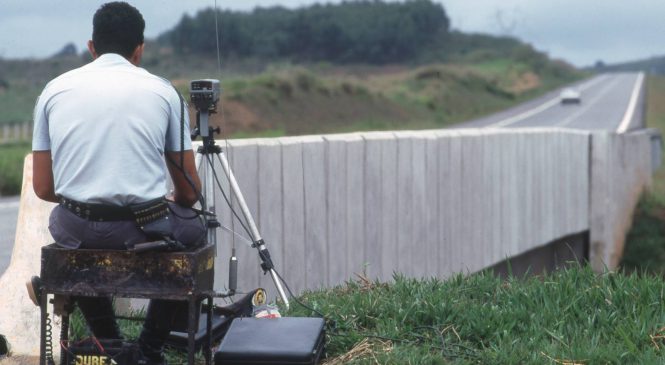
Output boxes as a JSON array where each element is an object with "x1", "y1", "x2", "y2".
[{"x1": 0, "y1": 122, "x2": 31, "y2": 144}]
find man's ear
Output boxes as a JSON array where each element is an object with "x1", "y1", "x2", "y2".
[
  {"x1": 87, "y1": 40, "x2": 98, "y2": 59},
  {"x1": 129, "y1": 43, "x2": 145, "y2": 66}
]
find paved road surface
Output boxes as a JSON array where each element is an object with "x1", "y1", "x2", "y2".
[
  {"x1": 455, "y1": 72, "x2": 645, "y2": 131},
  {"x1": 0, "y1": 196, "x2": 20, "y2": 276},
  {"x1": 0, "y1": 72, "x2": 645, "y2": 276}
]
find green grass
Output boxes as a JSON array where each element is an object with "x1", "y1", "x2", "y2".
[
  {"x1": 0, "y1": 142, "x2": 30, "y2": 195},
  {"x1": 622, "y1": 195, "x2": 665, "y2": 275},
  {"x1": 283, "y1": 268, "x2": 665, "y2": 364},
  {"x1": 63, "y1": 266, "x2": 665, "y2": 365}
]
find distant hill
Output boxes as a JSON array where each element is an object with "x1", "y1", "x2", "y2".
[
  {"x1": 596, "y1": 56, "x2": 665, "y2": 75},
  {"x1": 0, "y1": 0, "x2": 584, "y2": 136}
]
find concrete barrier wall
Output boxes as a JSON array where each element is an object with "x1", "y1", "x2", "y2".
[
  {"x1": 1, "y1": 127, "x2": 656, "y2": 355},
  {"x1": 0, "y1": 156, "x2": 59, "y2": 356},
  {"x1": 214, "y1": 127, "x2": 595, "y2": 296},
  {"x1": 589, "y1": 129, "x2": 655, "y2": 270}
]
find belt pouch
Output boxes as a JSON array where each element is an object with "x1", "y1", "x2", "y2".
[{"x1": 129, "y1": 199, "x2": 171, "y2": 240}]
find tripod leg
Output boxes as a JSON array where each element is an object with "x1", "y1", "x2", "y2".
[
  {"x1": 197, "y1": 151, "x2": 218, "y2": 246},
  {"x1": 214, "y1": 151, "x2": 291, "y2": 309}
]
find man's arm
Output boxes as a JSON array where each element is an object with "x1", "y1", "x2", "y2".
[
  {"x1": 166, "y1": 150, "x2": 201, "y2": 207},
  {"x1": 33, "y1": 151, "x2": 58, "y2": 203}
]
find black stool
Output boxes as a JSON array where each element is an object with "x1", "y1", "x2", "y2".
[{"x1": 39, "y1": 243, "x2": 215, "y2": 365}]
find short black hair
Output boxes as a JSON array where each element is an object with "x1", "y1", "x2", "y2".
[{"x1": 92, "y1": 2, "x2": 145, "y2": 58}]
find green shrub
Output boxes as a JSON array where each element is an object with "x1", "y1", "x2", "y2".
[{"x1": 0, "y1": 142, "x2": 30, "y2": 195}]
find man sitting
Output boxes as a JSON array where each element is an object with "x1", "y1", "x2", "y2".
[{"x1": 31, "y1": 2, "x2": 206, "y2": 364}]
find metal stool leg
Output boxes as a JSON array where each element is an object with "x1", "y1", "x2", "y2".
[
  {"x1": 205, "y1": 296, "x2": 213, "y2": 365},
  {"x1": 188, "y1": 297, "x2": 196, "y2": 365},
  {"x1": 60, "y1": 312, "x2": 70, "y2": 365}
]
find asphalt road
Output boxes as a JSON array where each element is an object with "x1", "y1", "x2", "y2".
[
  {"x1": 454, "y1": 72, "x2": 645, "y2": 131},
  {"x1": 0, "y1": 72, "x2": 645, "y2": 277},
  {"x1": 0, "y1": 196, "x2": 20, "y2": 276}
]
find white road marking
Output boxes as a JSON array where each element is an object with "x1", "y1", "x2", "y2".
[
  {"x1": 556, "y1": 77, "x2": 621, "y2": 127},
  {"x1": 485, "y1": 74, "x2": 608, "y2": 129},
  {"x1": 617, "y1": 72, "x2": 645, "y2": 133}
]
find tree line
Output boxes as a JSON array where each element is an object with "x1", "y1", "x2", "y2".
[{"x1": 158, "y1": 0, "x2": 450, "y2": 64}]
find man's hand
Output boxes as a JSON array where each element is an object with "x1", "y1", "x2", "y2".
[
  {"x1": 166, "y1": 150, "x2": 201, "y2": 207},
  {"x1": 32, "y1": 151, "x2": 58, "y2": 203}
]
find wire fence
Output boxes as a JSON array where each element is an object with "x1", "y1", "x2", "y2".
[{"x1": 0, "y1": 122, "x2": 31, "y2": 144}]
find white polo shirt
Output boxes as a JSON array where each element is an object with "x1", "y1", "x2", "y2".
[{"x1": 32, "y1": 53, "x2": 192, "y2": 206}]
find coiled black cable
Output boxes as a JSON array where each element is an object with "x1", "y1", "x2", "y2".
[{"x1": 44, "y1": 313, "x2": 56, "y2": 365}]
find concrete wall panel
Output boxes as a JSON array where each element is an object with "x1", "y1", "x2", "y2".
[
  {"x1": 520, "y1": 131, "x2": 535, "y2": 253},
  {"x1": 434, "y1": 131, "x2": 453, "y2": 277},
  {"x1": 345, "y1": 135, "x2": 366, "y2": 278},
  {"x1": 302, "y1": 137, "x2": 328, "y2": 289},
  {"x1": 589, "y1": 129, "x2": 653, "y2": 270},
  {"x1": 411, "y1": 133, "x2": 429, "y2": 278},
  {"x1": 225, "y1": 140, "x2": 262, "y2": 292},
  {"x1": 447, "y1": 132, "x2": 464, "y2": 274},
  {"x1": 362, "y1": 134, "x2": 384, "y2": 280},
  {"x1": 509, "y1": 131, "x2": 523, "y2": 258},
  {"x1": 379, "y1": 135, "x2": 399, "y2": 281},
  {"x1": 256, "y1": 139, "x2": 285, "y2": 297},
  {"x1": 361, "y1": 132, "x2": 397, "y2": 282},
  {"x1": 280, "y1": 138, "x2": 307, "y2": 294},
  {"x1": 459, "y1": 130, "x2": 483, "y2": 273},
  {"x1": 424, "y1": 134, "x2": 441, "y2": 277},
  {"x1": 395, "y1": 133, "x2": 414, "y2": 276},
  {"x1": 323, "y1": 136, "x2": 348, "y2": 287},
  {"x1": 485, "y1": 132, "x2": 502, "y2": 266}
]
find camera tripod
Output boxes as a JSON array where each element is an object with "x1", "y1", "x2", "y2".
[{"x1": 190, "y1": 81, "x2": 290, "y2": 308}]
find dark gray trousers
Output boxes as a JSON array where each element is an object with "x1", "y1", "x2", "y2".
[{"x1": 49, "y1": 202, "x2": 206, "y2": 352}]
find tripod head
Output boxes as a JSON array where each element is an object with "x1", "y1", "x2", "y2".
[
  {"x1": 190, "y1": 79, "x2": 220, "y2": 112},
  {"x1": 189, "y1": 79, "x2": 222, "y2": 151}
]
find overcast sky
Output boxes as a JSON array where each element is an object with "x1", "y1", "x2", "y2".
[{"x1": 1, "y1": 0, "x2": 664, "y2": 66}]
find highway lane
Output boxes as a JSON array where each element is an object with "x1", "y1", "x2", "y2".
[
  {"x1": 455, "y1": 72, "x2": 645, "y2": 132},
  {"x1": 0, "y1": 72, "x2": 646, "y2": 276},
  {"x1": 0, "y1": 196, "x2": 20, "y2": 276}
]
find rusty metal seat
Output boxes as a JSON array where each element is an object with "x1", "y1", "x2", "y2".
[{"x1": 38, "y1": 243, "x2": 216, "y2": 365}]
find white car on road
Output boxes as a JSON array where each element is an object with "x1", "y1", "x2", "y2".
[{"x1": 560, "y1": 88, "x2": 581, "y2": 105}]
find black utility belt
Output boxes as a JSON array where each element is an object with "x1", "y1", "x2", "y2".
[{"x1": 59, "y1": 196, "x2": 169, "y2": 223}]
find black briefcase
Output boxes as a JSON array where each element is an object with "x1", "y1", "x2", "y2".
[{"x1": 214, "y1": 317, "x2": 326, "y2": 365}]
